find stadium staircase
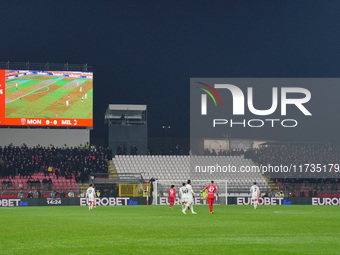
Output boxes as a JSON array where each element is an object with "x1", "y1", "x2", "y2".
[
  {"x1": 264, "y1": 177, "x2": 279, "y2": 193},
  {"x1": 108, "y1": 160, "x2": 118, "y2": 180}
]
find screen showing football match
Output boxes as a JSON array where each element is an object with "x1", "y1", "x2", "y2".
[{"x1": 0, "y1": 69, "x2": 93, "y2": 127}]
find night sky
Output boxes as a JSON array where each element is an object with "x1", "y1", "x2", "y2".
[{"x1": 2, "y1": 1, "x2": 340, "y2": 143}]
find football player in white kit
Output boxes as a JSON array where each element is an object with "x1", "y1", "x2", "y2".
[
  {"x1": 179, "y1": 182, "x2": 186, "y2": 211},
  {"x1": 182, "y1": 180, "x2": 197, "y2": 214},
  {"x1": 250, "y1": 182, "x2": 261, "y2": 209},
  {"x1": 86, "y1": 184, "x2": 96, "y2": 210}
]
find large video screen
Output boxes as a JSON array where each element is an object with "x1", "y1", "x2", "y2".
[{"x1": 0, "y1": 69, "x2": 93, "y2": 127}]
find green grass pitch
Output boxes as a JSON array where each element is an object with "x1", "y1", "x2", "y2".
[
  {"x1": 0, "y1": 205, "x2": 339, "y2": 255},
  {"x1": 5, "y1": 74, "x2": 93, "y2": 119}
]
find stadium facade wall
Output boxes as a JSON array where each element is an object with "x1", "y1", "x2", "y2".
[
  {"x1": 1, "y1": 197, "x2": 340, "y2": 207},
  {"x1": 0, "y1": 128, "x2": 90, "y2": 147}
]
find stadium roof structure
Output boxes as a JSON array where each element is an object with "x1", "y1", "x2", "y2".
[
  {"x1": 0, "y1": 61, "x2": 92, "y2": 72},
  {"x1": 105, "y1": 104, "x2": 147, "y2": 126}
]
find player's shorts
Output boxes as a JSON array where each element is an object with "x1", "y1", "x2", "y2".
[
  {"x1": 207, "y1": 197, "x2": 214, "y2": 205},
  {"x1": 183, "y1": 197, "x2": 193, "y2": 205},
  {"x1": 251, "y1": 194, "x2": 258, "y2": 200},
  {"x1": 88, "y1": 198, "x2": 94, "y2": 202},
  {"x1": 169, "y1": 197, "x2": 175, "y2": 202}
]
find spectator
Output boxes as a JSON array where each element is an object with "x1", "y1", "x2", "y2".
[
  {"x1": 18, "y1": 190, "x2": 24, "y2": 198},
  {"x1": 48, "y1": 178, "x2": 53, "y2": 190},
  {"x1": 68, "y1": 191, "x2": 74, "y2": 198},
  {"x1": 50, "y1": 190, "x2": 56, "y2": 198},
  {"x1": 33, "y1": 190, "x2": 39, "y2": 198},
  {"x1": 96, "y1": 189, "x2": 100, "y2": 198}
]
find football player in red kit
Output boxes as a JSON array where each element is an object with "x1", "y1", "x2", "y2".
[
  {"x1": 168, "y1": 185, "x2": 176, "y2": 209},
  {"x1": 203, "y1": 181, "x2": 218, "y2": 214}
]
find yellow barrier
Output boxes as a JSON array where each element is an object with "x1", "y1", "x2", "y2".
[{"x1": 119, "y1": 183, "x2": 148, "y2": 197}]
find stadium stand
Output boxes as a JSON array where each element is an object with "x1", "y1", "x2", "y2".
[
  {"x1": 1, "y1": 173, "x2": 78, "y2": 198},
  {"x1": 1, "y1": 142, "x2": 339, "y2": 198},
  {"x1": 112, "y1": 143, "x2": 340, "y2": 197},
  {"x1": 249, "y1": 144, "x2": 340, "y2": 197},
  {"x1": 0, "y1": 144, "x2": 112, "y2": 198},
  {"x1": 112, "y1": 155, "x2": 271, "y2": 193},
  {"x1": 251, "y1": 144, "x2": 340, "y2": 169}
]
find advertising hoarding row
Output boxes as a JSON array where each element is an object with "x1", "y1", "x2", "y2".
[{"x1": 1, "y1": 197, "x2": 339, "y2": 207}]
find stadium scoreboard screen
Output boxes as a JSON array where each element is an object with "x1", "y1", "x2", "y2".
[{"x1": 0, "y1": 69, "x2": 93, "y2": 127}]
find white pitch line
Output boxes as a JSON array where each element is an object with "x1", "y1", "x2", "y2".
[
  {"x1": 33, "y1": 87, "x2": 50, "y2": 94},
  {"x1": 6, "y1": 79, "x2": 61, "y2": 104},
  {"x1": 6, "y1": 80, "x2": 31, "y2": 89}
]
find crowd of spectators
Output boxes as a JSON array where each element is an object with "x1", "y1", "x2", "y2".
[
  {"x1": 249, "y1": 144, "x2": 340, "y2": 195},
  {"x1": 201, "y1": 143, "x2": 340, "y2": 195},
  {"x1": 0, "y1": 143, "x2": 113, "y2": 183},
  {"x1": 247, "y1": 144, "x2": 339, "y2": 178},
  {"x1": 2, "y1": 179, "x2": 12, "y2": 188},
  {"x1": 275, "y1": 177, "x2": 339, "y2": 196},
  {"x1": 249, "y1": 144, "x2": 340, "y2": 167}
]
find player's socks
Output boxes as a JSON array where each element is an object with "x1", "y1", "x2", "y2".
[
  {"x1": 181, "y1": 204, "x2": 185, "y2": 211},
  {"x1": 190, "y1": 204, "x2": 195, "y2": 214}
]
